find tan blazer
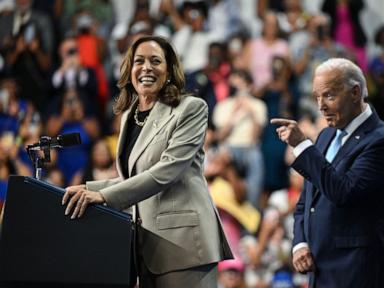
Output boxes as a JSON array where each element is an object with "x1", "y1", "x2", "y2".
[{"x1": 86, "y1": 95, "x2": 233, "y2": 274}]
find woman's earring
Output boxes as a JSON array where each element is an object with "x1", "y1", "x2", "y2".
[{"x1": 166, "y1": 79, "x2": 171, "y2": 84}]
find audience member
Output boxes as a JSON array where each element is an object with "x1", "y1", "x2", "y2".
[
  {"x1": 236, "y1": 0, "x2": 262, "y2": 37},
  {"x1": 205, "y1": 146, "x2": 261, "y2": 257},
  {"x1": 292, "y1": 13, "x2": 349, "y2": 119},
  {"x1": 239, "y1": 211, "x2": 292, "y2": 287},
  {"x1": 260, "y1": 56, "x2": 299, "y2": 203},
  {"x1": 49, "y1": 36, "x2": 97, "y2": 116},
  {"x1": 72, "y1": 9, "x2": 109, "y2": 118},
  {"x1": 185, "y1": 41, "x2": 231, "y2": 118},
  {"x1": 108, "y1": 22, "x2": 130, "y2": 99},
  {"x1": 0, "y1": 0, "x2": 53, "y2": 113},
  {"x1": 129, "y1": 0, "x2": 171, "y2": 38},
  {"x1": 165, "y1": 0, "x2": 222, "y2": 74},
  {"x1": 0, "y1": 78, "x2": 24, "y2": 136},
  {"x1": 0, "y1": 96, "x2": 33, "y2": 212},
  {"x1": 227, "y1": 32, "x2": 251, "y2": 70},
  {"x1": 206, "y1": 0, "x2": 243, "y2": 41},
  {"x1": 213, "y1": 69, "x2": 267, "y2": 208},
  {"x1": 110, "y1": 0, "x2": 136, "y2": 26},
  {"x1": 205, "y1": 42, "x2": 231, "y2": 103},
  {"x1": 322, "y1": 0, "x2": 368, "y2": 71},
  {"x1": 59, "y1": 0, "x2": 114, "y2": 39},
  {"x1": 185, "y1": 69, "x2": 216, "y2": 120},
  {"x1": 218, "y1": 258, "x2": 246, "y2": 288},
  {"x1": 46, "y1": 89, "x2": 100, "y2": 184},
  {"x1": 240, "y1": 11, "x2": 290, "y2": 93},
  {"x1": 103, "y1": 113, "x2": 121, "y2": 161},
  {"x1": 78, "y1": 139, "x2": 118, "y2": 184},
  {"x1": 276, "y1": 0, "x2": 309, "y2": 36},
  {"x1": 44, "y1": 167, "x2": 66, "y2": 187}
]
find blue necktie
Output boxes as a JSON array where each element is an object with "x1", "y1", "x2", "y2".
[{"x1": 326, "y1": 129, "x2": 347, "y2": 163}]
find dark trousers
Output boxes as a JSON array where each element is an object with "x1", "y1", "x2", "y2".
[{"x1": 129, "y1": 224, "x2": 218, "y2": 288}]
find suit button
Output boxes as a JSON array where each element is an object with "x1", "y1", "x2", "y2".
[{"x1": 310, "y1": 207, "x2": 315, "y2": 213}]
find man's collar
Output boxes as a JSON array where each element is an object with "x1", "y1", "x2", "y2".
[{"x1": 344, "y1": 104, "x2": 372, "y2": 136}]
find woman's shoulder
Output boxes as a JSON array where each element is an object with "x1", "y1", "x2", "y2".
[
  {"x1": 171, "y1": 94, "x2": 208, "y2": 116},
  {"x1": 180, "y1": 93, "x2": 207, "y2": 105},
  {"x1": 179, "y1": 94, "x2": 207, "y2": 108}
]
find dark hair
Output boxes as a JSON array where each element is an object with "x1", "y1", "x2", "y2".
[
  {"x1": 114, "y1": 36, "x2": 185, "y2": 114},
  {"x1": 261, "y1": 11, "x2": 285, "y2": 40},
  {"x1": 231, "y1": 69, "x2": 253, "y2": 85},
  {"x1": 209, "y1": 42, "x2": 226, "y2": 51},
  {"x1": 181, "y1": 1, "x2": 208, "y2": 18}
]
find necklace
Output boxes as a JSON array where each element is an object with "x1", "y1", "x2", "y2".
[{"x1": 134, "y1": 107, "x2": 148, "y2": 127}]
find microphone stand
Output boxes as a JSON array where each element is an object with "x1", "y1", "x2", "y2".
[
  {"x1": 26, "y1": 136, "x2": 52, "y2": 180},
  {"x1": 26, "y1": 133, "x2": 81, "y2": 180}
]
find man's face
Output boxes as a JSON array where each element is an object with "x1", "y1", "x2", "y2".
[
  {"x1": 313, "y1": 70, "x2": 360, "y2": 129},
  {"x1": 208, "y1": 46, "x2": 224, "y2": 69}
]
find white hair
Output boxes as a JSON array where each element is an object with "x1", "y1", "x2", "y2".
[{"x1": 315, "y1": 58, "x2": 368, "y2": 99}]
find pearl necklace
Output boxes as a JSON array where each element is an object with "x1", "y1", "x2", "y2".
[{"x1": 134, "y1": 107, "x2": 148, "y2": 127}]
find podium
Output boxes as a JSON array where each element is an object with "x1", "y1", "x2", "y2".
[{"x1": 0, "y1": 176, "x2": 133, "y2": 287}]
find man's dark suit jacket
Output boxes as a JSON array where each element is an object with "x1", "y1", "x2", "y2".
[{"x1": 292, "y1": 109, "x2": 384, "y2": 287}]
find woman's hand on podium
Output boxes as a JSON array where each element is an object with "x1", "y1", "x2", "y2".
[{"x1": 62, "y1": 185, "x2": 106, "y2": 219}]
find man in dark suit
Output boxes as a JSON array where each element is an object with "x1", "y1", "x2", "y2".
[{"x1": 271, "y1": 58, "x2": 384, "y2": 287}]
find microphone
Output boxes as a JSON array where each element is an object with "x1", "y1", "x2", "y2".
[
  {"x1": 50, "y1": 133, "x2": 82, "y2": 148},
  {"x1": 27, "y1": 133, "x2": 82, "y2": 180},
  {"x1": 28, "y1": 133, "x2": 82, "y2": 151}
]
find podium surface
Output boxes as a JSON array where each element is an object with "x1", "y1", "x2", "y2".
[{"x1": 0, "y1": 176, "x2": 132, "y2": 287}]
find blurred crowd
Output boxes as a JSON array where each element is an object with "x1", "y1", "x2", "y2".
[{"x1": 0, "y1": 0, "x2": 384, "y2": 287}]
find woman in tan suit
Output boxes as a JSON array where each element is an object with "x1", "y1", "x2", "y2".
[{"x1": 62, "y1": 36, "x2": 233, "y2": 287}]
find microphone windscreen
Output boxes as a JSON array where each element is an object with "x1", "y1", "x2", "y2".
[{"x1": 57, "y1": 133, "x2": 82, "y2": 147}]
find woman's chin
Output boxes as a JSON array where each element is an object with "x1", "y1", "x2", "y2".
[{"x1": 138, "y1": 92, "x2": 157, "y2": 101}]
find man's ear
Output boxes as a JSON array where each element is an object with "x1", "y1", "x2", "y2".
[{"x1": 351, "y1": 85, "x2": 361, "y2": 103}]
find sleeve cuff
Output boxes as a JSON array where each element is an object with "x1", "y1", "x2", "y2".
[
  {"x1": 292, "y1": 242, "x2": 309, "y2": 254},
  {"x1": 52, "y1": 70, "x2": 63, "y2": 87},
  {"x1": 293, "y1": 139, "x2": 313, "y2": 157}
]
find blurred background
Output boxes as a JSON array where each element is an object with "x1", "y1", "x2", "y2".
[{"x1": 0, "y1": 0, "x2": 383, "y2": 287}]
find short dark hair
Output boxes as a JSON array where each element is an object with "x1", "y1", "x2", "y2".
[
  {"x1": 181, "y1": 1, "x2": 208, "y2": 18},
  {"x1": 231, "y1": 69, "x2": 253, "y2": 85}
]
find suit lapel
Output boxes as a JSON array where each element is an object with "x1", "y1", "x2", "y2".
[
  {"x1": 311, "y1": 128, "x2": 336, "y2": 205},
  {"x1": 332, "y1": 110, "x2": 380, "y2": 166},
  {"x1": 128, "y1": 101, "x2": 174, "y2": 176}
]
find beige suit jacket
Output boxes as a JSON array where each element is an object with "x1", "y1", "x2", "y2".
[{"x1": 86, "y1": 95, "x2": 233, "y2": 274}]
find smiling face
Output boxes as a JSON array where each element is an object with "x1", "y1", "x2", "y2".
[
  {"x1": 131, "y1": 41, "x2": 168, "y2": 101},
  {"x1": 313, "y1": 69, "x2": 361, "y2": 129}
]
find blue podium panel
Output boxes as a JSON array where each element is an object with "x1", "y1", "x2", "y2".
[{"x1": 0, "y1": 176, "x2": 133, "y2": 287}]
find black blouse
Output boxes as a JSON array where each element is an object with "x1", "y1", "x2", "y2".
[{"x1": 120, "y1": 108, "x2": 152, "y2": 179}]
